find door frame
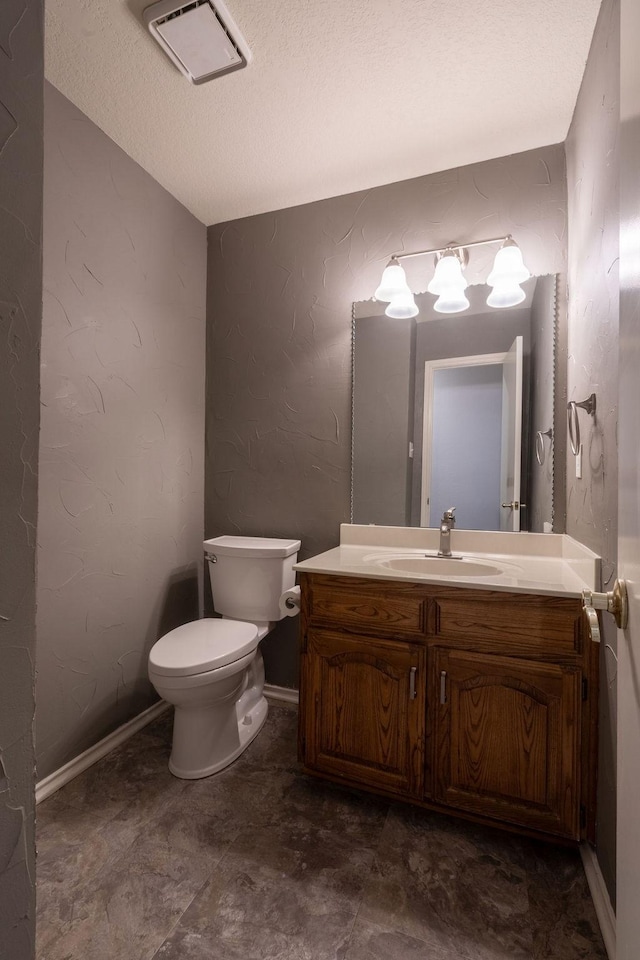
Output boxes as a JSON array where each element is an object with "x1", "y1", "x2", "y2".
[{"x1": 500, "y1": 334, "x2": 524, "y2": 532}]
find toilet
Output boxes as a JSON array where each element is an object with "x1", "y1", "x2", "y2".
[{"x1": 148, "y1": 535, "x2": 301, "y2": 779}]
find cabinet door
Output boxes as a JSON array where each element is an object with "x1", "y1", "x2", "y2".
[
  {"x1": 302, "y1": 629, "x2": 426, "y2": 797},
  {"x1": 433, "y1": 648, "x2": 581, "y2": 838}
]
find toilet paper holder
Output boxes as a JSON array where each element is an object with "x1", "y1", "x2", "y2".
[{"x1": 279, "y1": 585, "x2": 301, "y2": 617}]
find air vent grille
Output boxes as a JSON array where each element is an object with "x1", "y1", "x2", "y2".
[{"x1": 144, "y1": 0, "x2": 252, "y2": 85}]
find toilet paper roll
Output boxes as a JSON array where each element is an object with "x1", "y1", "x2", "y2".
[{"x1": 279, "y1": 585, "x2": 301, "y2": 618}]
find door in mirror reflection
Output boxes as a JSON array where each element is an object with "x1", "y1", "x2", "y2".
[
  {"x1": 421, "y1": 337, "x2": 523, "y2": 531},
  {"x1": 500, "y1": 335, "x2": 524, "y2": 531}
]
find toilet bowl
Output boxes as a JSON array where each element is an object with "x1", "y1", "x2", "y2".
[
  {"x1": 149, "y1": 618, "x2": 266, "y2": 778},
  {"x1": 148, "y1": 535, "x2": 300, "y2": 779}
]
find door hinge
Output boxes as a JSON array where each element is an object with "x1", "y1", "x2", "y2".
[
  {"x1": 580, "y1": 804, "x2": 587, "y2": 829},
  {"x1": 582, "y1": 678, "x2": 588, "y2": 701}
]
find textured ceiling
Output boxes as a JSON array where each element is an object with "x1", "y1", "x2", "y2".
[{"x1": 45, "y1": 0, "x2": 601, "y2": 225}]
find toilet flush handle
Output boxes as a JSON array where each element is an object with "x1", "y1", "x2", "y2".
[{"x1": 205, "y1": 553, "x2": 217, "y2": 564}]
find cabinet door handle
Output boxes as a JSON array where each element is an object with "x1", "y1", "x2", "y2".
[
  {"x1": 440, "y1": 670, "x2": 447, "y2": 704},
  {"x1": 409, "y1": 666, "x2": 417, "y2": 700}
]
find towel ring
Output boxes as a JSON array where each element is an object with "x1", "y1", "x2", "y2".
[
  {"x1": 535, "y1": 428, "x2": 553, "y2": 466},
  {"x1": 567, "y1": 393, "x2": 596, "y2": 456}
]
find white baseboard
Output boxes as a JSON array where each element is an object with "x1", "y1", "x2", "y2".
[
  {"x1": 580, "y1": 843, "x2": 616, "y2": 960},
  {"x1": 36, "y1": 700, "x2": 170, "y2": 805},
  {"x1": 36, "y1": 686, "x2": 298, "y2": 804},
  {"x1": 264, "y1": 683, "x2": 299, "y2": 705}
]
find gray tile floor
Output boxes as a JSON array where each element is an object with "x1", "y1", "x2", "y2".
[{"x1": 37, "y1": 702, "x2": 608, "y2": 960}]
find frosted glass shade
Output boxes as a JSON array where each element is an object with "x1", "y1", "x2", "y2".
[
  {"x1": 386, "y1": 292, "x2": 419, "y2": 319},
  {"x1": 434, "y1": 291, "x2": 470, "y2": 313},
  {"x1": 486, "y1": 283, "x2": 527, "y2": 308},
  {"x1": 487, "y1": 240, "x2": 530, "y2": 286},
  {"x1": 428, "y1": 250, "x2": 468, "y2": 313},
  {"x1": 427, "y1": 250, "x2": 467, "y2": 295},
  {"x1": 375, "y1": 259, "x2": 410, "y2": 302}
]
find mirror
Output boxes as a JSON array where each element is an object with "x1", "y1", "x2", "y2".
[{"x1": 352, "y1": 275, "x2": 561, "y2": 533}]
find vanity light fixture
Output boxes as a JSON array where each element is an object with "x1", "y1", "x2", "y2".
[
  {"x1": 385, "y1": 291, "x2": 420, "y2": 319},
  {"x1": 374, "y1": 257, "x2": 418, "y2": 317},
  {"x1": 486, "y1": 237, "x2": 531, "y2": 308},
  {"x1": 426, "y1": 248, "x2": 470, "y2": 314},
  {"x1": 374, "y1": 235, "x2": 530, "y2": 317}
]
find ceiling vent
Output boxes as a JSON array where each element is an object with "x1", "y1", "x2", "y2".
[{"x1": 143, "y1": 0, "x2": 252, "y2": 85}]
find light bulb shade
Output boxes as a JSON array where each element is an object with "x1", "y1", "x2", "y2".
[
  {"x1": 487, "y1": 240, "x2": 530, "y2": 287},
  {"x1": 375, "y1": 259, "x2": 410, "y2": 302},
  {"x1": 433, "y1": 291, "x2": 470, "y2": 314},
  {"x1": 486, "y1": 283, "x2": 527, "y2": 309},
  {"x1": 385, "y1": 292, "x2": 419, "y2": 319},
  {"x1": 427, "y1": 250, "x2": 468, "y2": 296}
]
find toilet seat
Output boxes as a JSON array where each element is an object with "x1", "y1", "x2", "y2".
[{"x1": 149, "y1": 618, "x2": 259, "y2": 677}]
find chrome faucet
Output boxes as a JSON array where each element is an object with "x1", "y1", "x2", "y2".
[{"x1": 438, "y1": 507, "x2": 456, "y2": 557}]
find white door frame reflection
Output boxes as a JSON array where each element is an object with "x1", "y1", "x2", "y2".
[{"x1": 420, "y1": 336, "x2": 523, "y2": 531}]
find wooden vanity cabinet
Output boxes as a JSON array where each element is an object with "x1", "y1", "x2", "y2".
[
  {"x1": 432, "y1": 648, "x2": 581, "y2": 838},
  {"x1": 303, "y1": 629, "x2": 426, "y2": 797},
  {"x1": 298, "y1": 573, "x2": 598, "y2": 843}
]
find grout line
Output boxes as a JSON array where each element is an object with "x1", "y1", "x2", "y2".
[
  {"x1": 340, "y1": 910, "x2": 361, "y2": 955},
  {"x1": 147, "y1": 876, "x2": 210, "y2": 960},
  {"x1": 350, "y1": 801, "x2": 393, "y2": 930}
]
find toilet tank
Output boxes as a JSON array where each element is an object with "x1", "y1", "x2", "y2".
[{"x1": 204, "y1": 536, "x2": 301, "y2": 622}]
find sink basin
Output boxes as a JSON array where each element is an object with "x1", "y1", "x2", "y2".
[{"x1": 363, "y1": 553, "x2": 506, "y2": 578}]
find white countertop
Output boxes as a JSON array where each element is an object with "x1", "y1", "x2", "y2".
[{"x1": 294, "y1": 525, "x2": 601, "y2": 598}]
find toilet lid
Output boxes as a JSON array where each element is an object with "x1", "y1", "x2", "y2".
[{"x1": 149, "y1": 619, "x2": 259, "y2": 677}]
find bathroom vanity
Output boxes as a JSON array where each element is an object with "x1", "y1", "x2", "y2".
[{"x1": 295, "y1": 525, "x2": 601, "y2": 843}]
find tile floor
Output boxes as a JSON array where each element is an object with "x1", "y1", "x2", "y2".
[{"x1": 37, "y1": 701, "x2": 608, "y2": 960}]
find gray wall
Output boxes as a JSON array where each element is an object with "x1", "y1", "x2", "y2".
[
  {"x1": 352, "y1": 315, "x2": 414, "y2": 526},
  {"x1": 0, "y1": 1, "x2": 43, "y2": 956},
  {"x1": 565, "y1": 0, "x2": 619, "y2": 904},
  {"x1": 36, "y1": 84, "x2": 207, "y2": 779},
  {"x1": 206, "y1": 144, "x2": 568, "y2": 687}
]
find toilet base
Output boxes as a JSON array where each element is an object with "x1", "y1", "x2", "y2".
[{"x1": 169, "y1": 694, "x2": 268, "y2": 779}]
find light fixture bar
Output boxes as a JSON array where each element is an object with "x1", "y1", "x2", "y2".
[{"x1": 390, "y1": 235, "x2": 512, "y2": 263}]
